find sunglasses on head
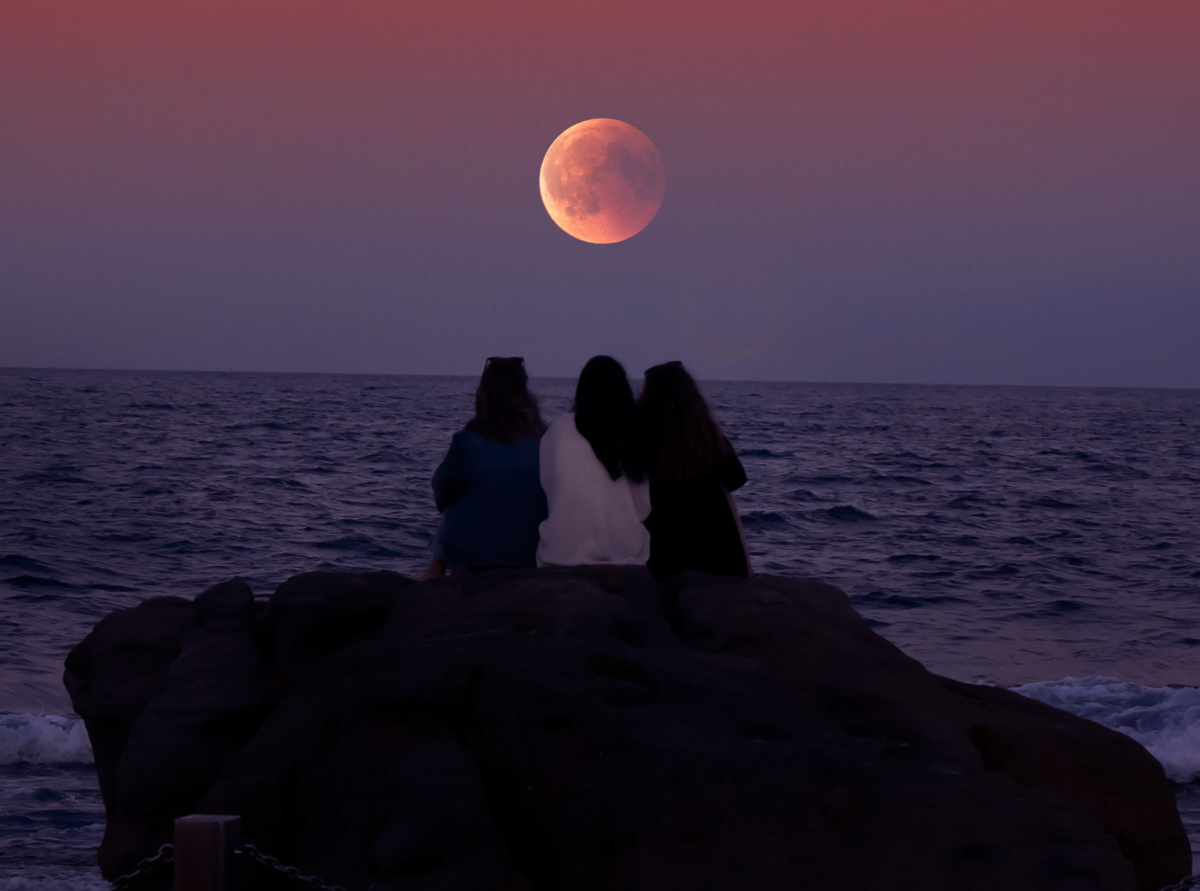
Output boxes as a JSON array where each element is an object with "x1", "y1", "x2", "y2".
[
  {"x1": 485, "y1": 356, "x2": 524, "y2": 369},
  {"x1": 644, "y1": 360, "x2": 683, "y2": 375}
]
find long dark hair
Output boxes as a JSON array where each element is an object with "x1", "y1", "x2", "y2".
[
  {"x1": 573, "y1": 355, "x2": 647, "y2": 483},
  {"x1": 464, "y1": 356, "x2": 546, "y2": 444},
  {"x1": 638, "y1": 361, "x2": 730, "y2": 483}
]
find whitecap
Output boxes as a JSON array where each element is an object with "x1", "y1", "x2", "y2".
[
  {"x1": 1012, "y1": 677, "x2": 1200, "y2": 783},
  {"x1": 0, "y1": 714, "x2": 94, "y2": 765}
]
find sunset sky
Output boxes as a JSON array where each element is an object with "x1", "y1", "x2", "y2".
[{"x1": 2, "y1": 1, "x2": 1198, "y2": 386}]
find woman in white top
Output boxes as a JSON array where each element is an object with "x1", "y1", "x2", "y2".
[{"x1": 537, "y1": 356, "x2": 651, "y2": 566}]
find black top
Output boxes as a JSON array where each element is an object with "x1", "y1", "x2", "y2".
[{"x1": 644, "y1": 445, "x2": 748, "y2": 579}]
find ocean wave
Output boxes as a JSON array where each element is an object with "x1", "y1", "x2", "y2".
[
  {"x1": 880, "y1": 474, "x2": 932, "y2": 486},
  {"x1": 1012, "y1": 598, "x2": 1089, "y2": 619},
  {"x1": 822, "y1": 505, "x2": 877, "y2": 522},
  {"x1": 1021, "y1": 495, "x2": 1078, "y2": 509},
  {"x1": 737, "y1": 448, "x2": 795, "y2": 459},
  {"x1": 741, "y1": 511, "x2": 792, "y2": 529},
  {"x1": 1, "y1": 878, "x2": 110, "y2": 891},
  {"x1": 0, "y1": 715, "x2": 93, "y2": 765},
  {"x1": 0, "y1": 555, "x2": 55, "y2": 574},
  {"x1": 255, "y1": 476, "x2": 308, "y2": 489},
  {"x1": 15, "y1": 471, "x2": 93, "y2": 486},
  {"x1": 314, "y1": 534, "x2": 406, "y2": 558},
  {"x1": 947, "y1": 494, "x2": 998, "y2": 509},
  {"x1": 2, "y1": 575, "x2": 76, "y2": 590},
  {"x1": 853, "y1": 591, "x2": 970, "y2": 609},
  {"x1": 783, "y1": 473, "x2": 855, "y2": 485},
  {"x1": 788, "y1": 488, "x2": 824, "y2": 502},
  {"x1": 1012, "y1": 677, "x2": 1200, "y2": 783}
]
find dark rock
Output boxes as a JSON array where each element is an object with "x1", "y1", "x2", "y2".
[
  {"x1": 64, "y1": 568, "x2": 1190, "y2": 890},
  {"x1": 63, "y1": 595, "x2": 192, "y2": 818},
  {"x1": 194, "y1": 577, "x2": 256, "y2": 625},
  {"x1": 261, "y1": 570, "x2": 414, "y2": 667}
]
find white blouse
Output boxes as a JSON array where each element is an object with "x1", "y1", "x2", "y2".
[{"x1": 536, "y1": 413, "x2": 651, "y2": 567}]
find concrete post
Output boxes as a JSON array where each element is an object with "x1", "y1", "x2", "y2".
[{"x1": 174, "y1": 814, "x2": 241, "y2": 891}]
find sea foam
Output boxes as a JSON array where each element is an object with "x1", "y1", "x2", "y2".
[
  {"x1": 0, "y1": 713, "x2": 93, "y2": 765},
  {"x1": 1013, "y1": 677, "x2": 1200, "y2": 783}
]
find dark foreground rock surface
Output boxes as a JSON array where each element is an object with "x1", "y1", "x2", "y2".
[{"x1": 65, "y1": 568, "x2": 1190, "y2": 890}]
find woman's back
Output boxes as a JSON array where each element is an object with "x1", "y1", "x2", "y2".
[
  {"x1": 639, "y1": 361, "x2": 751, "y2": 579},
  {"x1": 433, "y1": 430, "x2": 546, "y2": 570},
  {"x1": 537, "y1": 413, "x2": 650, "y2": 566},
  {"x1": 645, "y1": 445, "x2": 747, "y2": 577},
  {"x1": 425, "y1": 356, "x2": 547, "y2": 576}
]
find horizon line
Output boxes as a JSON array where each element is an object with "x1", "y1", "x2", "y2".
[{"x1": 1, "y1": 364, "x2": 1198, "y2": 394}]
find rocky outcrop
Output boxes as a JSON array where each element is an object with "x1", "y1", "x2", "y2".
[{"x1": 64, "y1": 567, "x2": 1191, "y2": 890}]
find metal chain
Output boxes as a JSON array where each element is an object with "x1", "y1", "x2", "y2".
[
  {"x1": 239, "y1": 843, "x2": 349, "y2": 891},
  {"x1": 102, "y1": 836, "x2": 1199, "y2": 891},
  {"x1": 109, "y1": 843, "x2": 175, "y2": 891}
]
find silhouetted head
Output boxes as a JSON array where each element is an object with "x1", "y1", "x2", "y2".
[
  {"x1": 573, "y1": 355, "x2": 647, "y2": 482},
  {"x1": 638, "y1": 360, "x2": 730, "y2": 483},
  {"x1": 465, "y1": 356, "x2": 546, "y2": 444}
]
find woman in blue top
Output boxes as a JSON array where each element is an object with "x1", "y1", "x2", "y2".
[{"x1": 421, "y1": 357, "x2": 548, "y2": 578}]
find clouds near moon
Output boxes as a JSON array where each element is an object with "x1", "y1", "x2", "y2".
[{"x1": 540, "y1": 119, "x2": 665, "y2": 244}]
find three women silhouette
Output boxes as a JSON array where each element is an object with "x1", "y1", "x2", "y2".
[{"x1": 423, "y1": 355, "x2": 750, "y2": 579}]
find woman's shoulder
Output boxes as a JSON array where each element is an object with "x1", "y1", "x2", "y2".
[
  {"x1": 543, "y1": 414, "x2": 599, "y2": 467},
  {"x1": 446, "y1": 429, "x2": 502, "y2": 464},
  {"x1": 449, "y1": 428, "x2": 483, "y2": 448},
  {"x1": 543, "y1": 413, "x2": 578, "y2": 440}
]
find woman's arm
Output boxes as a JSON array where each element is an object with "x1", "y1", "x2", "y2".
[
  {"x1": 432, "y1": 432, "x2": 471, "y2": 512},
  {"x1": 631, "y1": 478, "x2": 651, "y2": 523},
  {"x1": 720, "y1": 441, "x2": 752, "y2": 575},
  {"x1": 718, "y1": 439, "x2": 747, "y2": 492},
  {"x1": 725, "y1": 488, "x2": 754, "y2": 578},
  {"x1": 538, "y1": 415, "x2": 567, "y2": 504}
]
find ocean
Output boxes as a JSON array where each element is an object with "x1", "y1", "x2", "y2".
[{"x1": 1, "y1": 368, "x2": 1198, "y2": 887}]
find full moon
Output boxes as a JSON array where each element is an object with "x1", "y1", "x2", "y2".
[{"x1": 539, "y1": 119, "x2": 665, "y2": 244}]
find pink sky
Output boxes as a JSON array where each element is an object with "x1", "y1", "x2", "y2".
[{"x1": 2, "y1": 0, "x2": 1198, "y2": 385}]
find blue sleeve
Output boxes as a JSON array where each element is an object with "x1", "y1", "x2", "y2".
[{"x1": 432, "y1": 431, "x2": 473, "y2": 512}]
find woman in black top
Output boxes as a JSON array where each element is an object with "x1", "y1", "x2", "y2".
[{"x1": 637, "y1": 361, "x2": 752, "y2": 578}]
